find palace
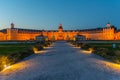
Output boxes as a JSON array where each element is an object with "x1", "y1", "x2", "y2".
[{"x1": 0, "y1": 23, "x2": 120, "y2": 41}]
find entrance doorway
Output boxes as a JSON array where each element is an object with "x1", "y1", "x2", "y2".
[{"x1": 57, "y1": 33, "x2": 64, "y2": 40}]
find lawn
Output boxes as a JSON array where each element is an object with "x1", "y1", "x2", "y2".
[{"x1": 0, "y1": 43, "x2": 35, "y2": 56}]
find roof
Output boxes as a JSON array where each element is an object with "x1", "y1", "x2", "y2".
[
  {"x1": 14, "y1": 28, "x2": 43, "y2": 32},
  {"x1": 0, "y1": 29, "x2": 7, "y2": 33},
  {"x1": 58, "y1": 24, "x2": 63, "y2": 29},
  {"x1": 78, "y1": 27, "x2": 103, "y2": 32}
]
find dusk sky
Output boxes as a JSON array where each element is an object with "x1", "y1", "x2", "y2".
[{"x1": 0, "y1": 0, "x2": 120, "y2": 30}]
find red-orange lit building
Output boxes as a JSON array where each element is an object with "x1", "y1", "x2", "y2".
[{"x1": 0, "y1": 23, "x2": 119, "y2": 41}]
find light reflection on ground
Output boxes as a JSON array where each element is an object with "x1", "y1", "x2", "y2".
[
  {"x1": 2, "y1": 66, "x2": 12, "y2": 72},
  {"x1": 80, "y1": 50, "x2": 92, "y2": 54},
  {"x1": 1, "y1": 61, "x2": 28, "y2": 75},
  {"x1": 97, "y1": 60, "x2": 120, "y2": 73},
  {"x1": 34, "y1": 50, "x2": 48, "y2": 54}
]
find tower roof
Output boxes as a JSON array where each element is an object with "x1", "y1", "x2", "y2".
[
  {"x1": 58, "y1": 24, "x2": 63, "y2": 29},
  {"x1": 11, "y1": 23, "x2": 14, "y2": 28}
]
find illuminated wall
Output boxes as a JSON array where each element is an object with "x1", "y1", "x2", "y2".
[
  {"x1": 0, "y1": 32, "x2": 7, "y2": 40},
  {"x1": 0, "y1": 23, "x2": 119, "y2": 41}
]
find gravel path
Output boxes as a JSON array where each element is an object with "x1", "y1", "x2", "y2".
[{"x1": 0, "y1": 41, "x2": 120, "y2": 80}]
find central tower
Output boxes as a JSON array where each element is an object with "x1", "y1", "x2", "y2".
[
  {"x1": 57, "y1": 24, "x2": 64, "y2": 40},
  {"x1": 58, "y1": 24, "x2": 63, "y2": 32}
]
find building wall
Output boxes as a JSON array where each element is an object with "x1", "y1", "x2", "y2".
[
  {"x1": 103, "y1": 27, "x2": 115, "y2": 40},
  {"x1": 0, "y1": 32, "x2": 7, "y2": 40},
  {"x1": 0, "y1": 25, "x2": 120, "y2": 41},
  {"x1": 115, "y1": 32, "x2": 120, "y2": 40}
]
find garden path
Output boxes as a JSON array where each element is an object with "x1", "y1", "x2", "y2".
[{"x1": 0, "y1": 41, "x2": 120, "y2": 80}]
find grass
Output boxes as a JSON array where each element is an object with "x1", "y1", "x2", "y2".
[
  {"x1": 0, "y1": 41, "x2": 53, "y2": 56},
  {"x1": 0, "y1": 43, "x2": 35, "y2": 56}
]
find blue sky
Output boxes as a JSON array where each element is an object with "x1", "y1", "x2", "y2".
[{"x1": 0, "y1": 0, "x2": 120, "y2": 30}]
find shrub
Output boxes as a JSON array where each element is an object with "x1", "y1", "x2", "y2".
[
  {"x1": 8, "y1": 52, "x2": 21, "y2": 63},
  {"x1": 106, "y1": 50, "x2": 115, "y2": 56},
  {"x1": 0, "y1": 47, "x2": 35, "y2": 71},
  {"x1": 43, "y1": 43, "x2": 49, "y2": 47},
  {"x1": 37, "y1": 45, "x2": 43, "y2": 50},
  {"x1": 79, "y1": 43, "x2": 84, "y2": 47},
  {"x1": 93, "y1": 48, "x2": 108, "y2": 57},
  {"x1": 71, "y1": 41, "x2": 76, "y2": 45},
  {"x1": 33, "y1": 45, "x2": 43, "y2": 51},
  {"x1": 81, "y1": 44, "x2": 91, "y2": 50},
  {"x1": 0, "y1": 56, "x2": 11, "y2": 71},
  {"x1": 8, "y1": 47, "x2": 34, "y2": 63},
  {"x1": 112, "y1": 56, "x2": 120, "y2": 64},
  {"x1": 75, "y1": 43, "x2": 79, "y2": 47},
  {"x1": 115, "y1": 50, "x2": 120, "y2": 56}
]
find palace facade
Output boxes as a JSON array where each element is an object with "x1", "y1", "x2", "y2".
[{"x1": 0, "y1": 23, "x2": 120, "y2": 41}]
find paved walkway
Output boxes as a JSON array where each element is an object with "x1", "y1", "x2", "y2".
[{"x1": 0, "y1": 41, "x2": 120, "y2": 80}]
